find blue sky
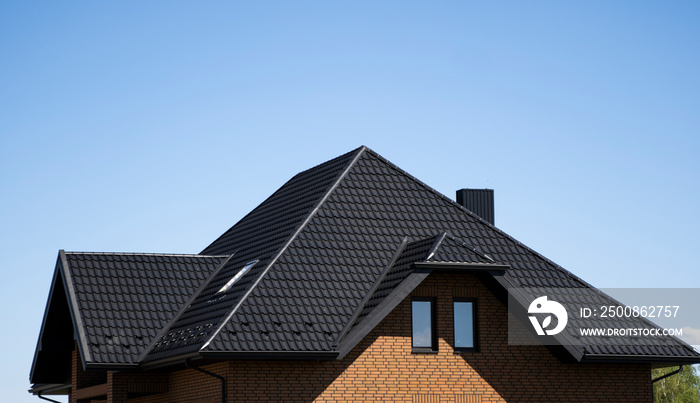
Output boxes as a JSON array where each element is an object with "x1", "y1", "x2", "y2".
[{"x1": 2, "y1": 2, "x2": 699, "y2": 401}]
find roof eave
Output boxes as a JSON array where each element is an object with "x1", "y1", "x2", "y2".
[
  {"x1": 29, "y1": 383, "x2": 72, "y2": 396},
  {"x1": 201, "y1": 350, "x2": 339, "y2": 360},
  {"x1": 413, "y1": 261, "x2": 510, "y2": 272},
  {"x1": 138, "y1": 352, "x2": 203, "y2": 371},
  {"x1": 84, "y1": 362, "x2": 140, "y2": 371},
  {"x1": 581, "y1": 353, "x2": 700, "y2": 365},
  {"x1": 140, "y1": 349, "x2": 340, "y2": 371}
]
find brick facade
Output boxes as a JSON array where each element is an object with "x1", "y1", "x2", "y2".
[
  {"x1": 73, "y1": 273, "x2": 652, "y2": 402},
  {"x1": 70, "y1": 343, "x2": 107, "y2": 403}
]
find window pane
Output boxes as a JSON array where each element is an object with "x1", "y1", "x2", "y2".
[
  {"x1": 454, "y1": 301, "x2": 474, "y2": 348},
  {"x1": 412, "y1": 300, "x2": 432, "y2": 348}
]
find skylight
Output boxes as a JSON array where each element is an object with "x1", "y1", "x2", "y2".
[{"x1": 216, "y1": 260, "x2": 258, "y2": 294}]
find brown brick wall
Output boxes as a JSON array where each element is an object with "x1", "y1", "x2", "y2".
[
  {"x1": 110, "y1": 273, "x2": 652, "y2": 402},
  {"x1": 70, "y1": 342, "x2": 107, "y2": 403},
  {"x1": 129, "y1": 362, "x2": 225, "y2": 403}
]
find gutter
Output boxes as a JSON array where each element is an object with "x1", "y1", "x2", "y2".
[
  {"x1": 141, "y1": 349, "x2": 339, "y2": 372},
  {"x1": 201, "y1": 350, "x2": 338, "y2": 360},
  {"x1": 37, "y1": 394, "x2": 62, "y2": 403},
  {"x1": 86, "y1": 362, "x2": 139, "y2": 370},
  {"x1": 581, "y1": 354, "x2": 700, "y2": 365},
  {"x1": 139, "y1": 352, "x2": 201, "y2": 371},
  {"x1": 652, "y1": 366, "x2": 682, "y2": 384}
]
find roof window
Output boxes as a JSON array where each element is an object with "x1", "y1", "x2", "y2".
[{"x1": 216, "y1": 260, "x2": 258, "y2": 294}]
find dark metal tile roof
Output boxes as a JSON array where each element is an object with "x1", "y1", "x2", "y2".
[
  {"x1": 62, "y1": 252, "x2": 228, "y2": 365},
  {"x1": 143, "y1": 147, "x2": 361, "y2": 362},
  {"x1": 202, "y1": 148, "x2": 537, "y2": 354},
  {"x1": 197, "y1": 146, "x2": 698, "y2": 362},
  {"x1": 38, "y1": 146, "x2": 700, "y2": 369}
]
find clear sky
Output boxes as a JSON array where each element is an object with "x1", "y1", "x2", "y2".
[{"x1": 2, "y1": 2, "x2": 699, "y2": 402}]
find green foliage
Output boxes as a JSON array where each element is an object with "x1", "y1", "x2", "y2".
[{"x1": 653, "y1": 365, "x2": 700, "y2": 403}]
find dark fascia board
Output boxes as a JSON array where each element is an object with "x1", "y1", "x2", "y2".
[
  {"x1": 140, "y1": 350, "x2": 338, "y2": 372},
  {"x1": 29, "y1": 383, "x2": 72, "y2": 396},
  {"x1": 336, "y1": 270, "x2": 432, "y2": 359},
  {"x1": 138, "y1": 352, "x2": 203, "y2": 371},
  {"x1": 58, "y1": 250, "x2": 92, "y2": 368},
  {"x1": 85, "y1": 362, "x2": 140, "y2": 370},
  {"x1": 413, "y1": 262, "x2": 510, "y2": 272},
  {"x1": 581, "y1": 354, "x2": 700, "y2": 365},
  {"x1": 200, "y1": 146, "x2": 368, "y2": 352},
  {"x1": 201, "y1": 351, "x2": 339, "y2": 361}
]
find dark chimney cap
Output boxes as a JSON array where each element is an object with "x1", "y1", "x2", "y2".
[{"x1": 456, "y1": 189, "x2": 494, "y2": 225}]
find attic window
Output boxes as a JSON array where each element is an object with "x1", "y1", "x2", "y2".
[
  {"x1": 411, "y1": 298, "x2": 437, "y2": 352},
  {"x1": 454, "y1": 298, "x2": 477, "y2": 351},
  {"x1": 216, "y1": 260, "x2": 258, "y2": 294}
]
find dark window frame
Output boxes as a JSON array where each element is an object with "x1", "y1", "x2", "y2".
[
  {"x1": 411, "y1": 297, "x2": 437, "y2": 353},
  {"x1": 453, "y1": 297, "x2": 478, "y2": 353}
]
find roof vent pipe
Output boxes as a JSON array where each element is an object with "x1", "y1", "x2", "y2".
[{"x1": 456, "y1": 189, "x2": 495, "y2": 225}]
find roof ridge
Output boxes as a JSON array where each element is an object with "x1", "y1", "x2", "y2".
[
  {"x1": 294, "y1": 145, "x2": 367, "y2": 177},
  {"x1": 424, "y1": 232, "x2": 448, "y2": 261},
  {"x1": 200, "y1": 146, "x2": 368, "y2": 351},
  {"x1": 200, "y1": 146, "x2": 367, "y2": 255},
  {"x1": 362, "y1": 147, "x2": 593, "y2": 289}
]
